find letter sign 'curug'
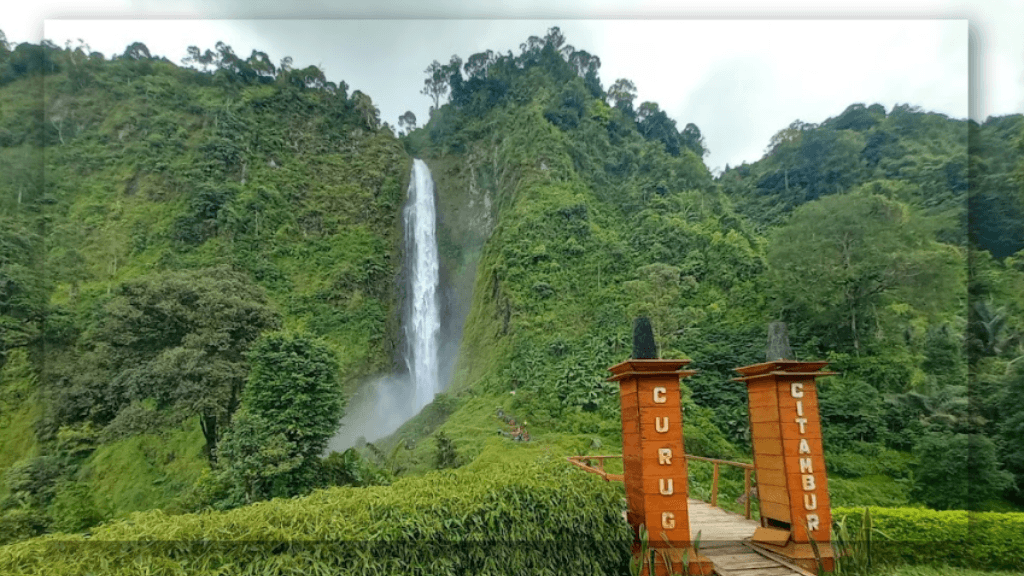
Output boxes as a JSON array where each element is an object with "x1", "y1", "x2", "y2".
[
  {"x1": 655, "y1": 417, "x2": 669, "y2": 433},
  {"x1": 662, "y1": 512, "x2": 675, "y2": 529},
  {"x1": 608, "y1": 357, "x2": 713, "y2": 574},
  {"x1": 653, "y1": 386, "x2": 666, "y2": 403}
]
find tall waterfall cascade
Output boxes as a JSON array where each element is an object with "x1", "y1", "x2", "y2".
[
  {"x1": 326, "y1": 159, "x2": 445, "y2": 451},
  {"x1": 404, "y1": 159, "x2": 442, "y2": 413}
]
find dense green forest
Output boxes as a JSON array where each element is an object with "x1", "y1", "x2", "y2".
[{"x1": 1, "y1": 26, "x2": 1023, "y2": 575}]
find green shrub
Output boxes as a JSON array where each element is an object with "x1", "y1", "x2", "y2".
[
  {"x1": 318, "y1": 448, "x2": 392, "y2": 488},
  {"x1": 824, "y1": 442, "x2": 914, "y2": 479},
  {"x1": 2, "y1": 456, "x2": 63, "y2": 508},
  {"x1": 434, "y1": 430, "x2": 461, "y2": 469},
  {"x1": 46, "y1": 481, "x2": 108, "y2": 533},
  {"x1": 828, "y1": 476, "x2": 912, "y2": 507},
  {"x1": 0, "y1": 453, "x2": 632, "y2": 575},
  {"x1": 911, "y1": 432, "x2": 1013, "y2": 510},
  {"x1": 0, "y1": 506, "x2": 48, "y2": 545},
  {"x1": 831, "y1": 506, "x2": 1024, "y2": 572}
]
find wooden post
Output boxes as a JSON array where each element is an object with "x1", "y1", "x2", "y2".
[
  {"x1": 710, "y1": 462, "x2": 720, "y2": 507},
  {"x1": 609, "y1": 357, "x2": 714, "y2": 575},
  {"x1": 744, "y1": 468, "x2": 752, "y2": 520},
  {"x1": 734, "y1": 359, "x2": 837, "y2": 573}
]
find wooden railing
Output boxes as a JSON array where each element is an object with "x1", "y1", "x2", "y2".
[
  {"x1": 567, "y1": 455, "x2": 625, "y2": 482},
  {"x1": 567, "y1": 454, "x2": 758, "y2": 520}
]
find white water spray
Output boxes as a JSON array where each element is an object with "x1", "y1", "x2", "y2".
[{"x1": 405, "y1": 159, "x2": 441, "y2": 412}]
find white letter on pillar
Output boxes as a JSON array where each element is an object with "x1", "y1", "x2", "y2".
[
  {"x1": 658, "y1": 448, "x2": 672, "y2": 465},
  {"x1": 802, "y1": 474, "x2": 816, "y2": 491},
  {"x1": 807, "y1": 514, "x2": 820, "y2": 532},
  {"x1": 799, "y1": 439, "x2": 811, "y2": 454},
  {"x1": 804, "y1": 493, "x2": 818, "y2": 510},
  {"x1": 791, "y1": 382, "x2": 804, "y2": 398},
  {"x1": 662, "y1": 512, "x2": 676, "y2": 530},
  {"x1": 655, "y1": 417, "x2": 669, "y2": 433},
  {"x1": 653, "y1": 387, "x2": 667, "y2": 403},
  {"x1": 795, "y1": 417, "x2": 808, "y2": 434},
  {"x1": 800, "y1": 457, "x2": 813, "y2": 474},
  {"x1": 796, "y1": 400, "x2": 804, "y2": 416},
  {"x1": 659, "y1": 478, "x2": 674, "y2": 495}
]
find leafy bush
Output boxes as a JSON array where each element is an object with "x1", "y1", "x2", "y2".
[
  {"x1": 2, "y1": 456, "x2": 63, "y2": 508},
  {"x1": 214, "y1": 410, "x2": 303, "y2": 505},
  {"x1": 46, "y1": 481, "x2": 108, "y2": 533},
  {"x1": 912, "y1": 432, "x2": 1013, "y2": 510},
  {"x1": 97, "y1": 400, "x2": 168, "y2": 443},
  {"x1": 824, "y1": 442, "x2": 914, "y2": 479},
  {"x1": 828, "y1": 476, "x2": 912, "y2": 508},
  {"x1": 434, "y1": 430, "x2": 461, "y2": 469},
  {"x1": 818, "y1": 377, "x2": 887, "y2": 448},
  {"x1": 0, "y1": 455, "x2": 632, "y2": 576},
  {"x1": 831, "y1": 506, "x2": 1024, "y2": 572},
  {"x1": 318, "y1": 448, "x2": 392, "y2": 488},
  {"x1": 0, "y1": 506, "x2": 48, "y2": 545}
]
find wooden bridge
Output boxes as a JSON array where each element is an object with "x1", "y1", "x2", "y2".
[{"x1": 568, "y1": 455, "x2": 818, "y2": 576}]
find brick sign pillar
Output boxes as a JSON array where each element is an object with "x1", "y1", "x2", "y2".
[
  {"x1": 609, "y1": 359, "x2": 713, "y2": 576},
  {"x1": 733, "y1": 360, "x2": 837, "y2": 572}
]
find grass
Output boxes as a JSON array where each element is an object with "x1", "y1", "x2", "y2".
[
  {"x1": 76, "y1": 417, "x2": 208, "y2": 517},
  {"x1": 0, "y1": 349, "x2": 42, "y2": 499},
  {"x1": 829, "y1": 475, "x2": 913, "y2": 507},
  {"x1": 881, "y1": 568, "x2": 1023, "y2": 576},
  {"x1": 0, "y1": 401, "x2": 41, "y2": 501}
]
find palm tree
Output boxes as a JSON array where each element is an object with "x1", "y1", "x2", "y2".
[{"x1": 968, "y1": 300, "x2": 1019, "y2": 361}]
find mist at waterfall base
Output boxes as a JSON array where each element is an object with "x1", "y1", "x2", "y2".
[
  {"x1": 328, "y1": 159, "x2": 448, "y2": 452},
  {"x1": 327, "y1": 373, "x2": 415, "y2": 450}
]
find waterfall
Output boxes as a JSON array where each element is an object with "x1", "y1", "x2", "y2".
[
  {"x1": 327, "y1": 159, "x2": 444, "y2": 451},
  {"x1": 404, "y1": 159, "x2": 441, "y2": 412}
]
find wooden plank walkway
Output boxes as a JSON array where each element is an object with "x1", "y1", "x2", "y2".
[
  {"x1": 620, "y1": 500, "x2": 812, "y2": 576},
  {"x1": 688, "y1": 499, "x2": 813, "y2": 576}
]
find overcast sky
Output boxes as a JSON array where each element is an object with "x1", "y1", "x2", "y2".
[{"x1": 5, "y1": 1, "x2": 1022, "y2": 172}]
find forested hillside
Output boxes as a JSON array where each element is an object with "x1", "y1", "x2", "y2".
[
  {"x1": 402, "y1": 27, "x2": 1024, "y2": 516},
  {"x1": 1, "y1": 26, "x2": 1023, "y2": 572},
  {"x1": 0, "y1": 33, "x2": 409, "y2": 539}
]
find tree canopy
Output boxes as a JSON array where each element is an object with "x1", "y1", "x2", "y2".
[{"x1": 68, "y1": 267, "x2": 281, "y2": 460}]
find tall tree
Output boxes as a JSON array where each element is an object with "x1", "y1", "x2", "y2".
[
  {"x1": 421, "y1": 60, "x2": 449, "y2": 111},
  {"x1": 606, "y1": 78, "x2": 637, "y2": 115},
  {"x1": 217, "y1": 331, "x2": 344, "y2": 501},
  {"x1": 398, "y1": 110, "x2": 417, "y2": 134},
  {"x1": 624, "y1": 263, "x2": 687, "y2": 352},
  {"x1": 88, "y1": 267, "x2": 281, "y2": 461},
  {"x1": 463, "y1": 50, "x2": 495, "y2": 80},
  {"x1": 352, "y1": 91, "x2": 379, "y2": 130},
  {"x1": 680, "y1": 123, "x2": 707, "y2": 158},
  {"x1": 246, "y1": 50, "x2": 276, "y2": 80},
  {"x1": 767, "y1": 190, "x2": 961, "y2": 354},
  {"x1": 0, "y1": 218, "x2": 45, "y2": 372},
  {"x1": 636, "y1": 101, "x2": 681, "y2": 156},
  {"x1": 120, "y1": 42, "x2": 151, "y2": 61}
]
